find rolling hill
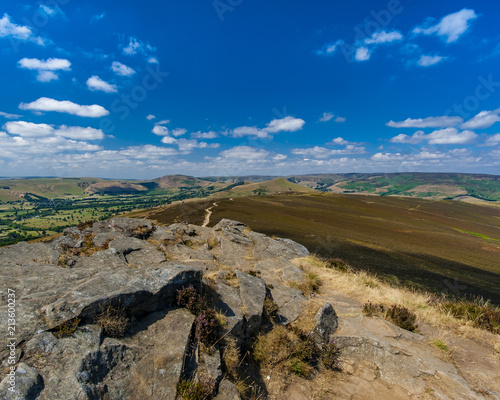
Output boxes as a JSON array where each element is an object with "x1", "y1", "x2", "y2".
[{"x1": 145, "y1": 192, "x2": 500, "y2": 304}]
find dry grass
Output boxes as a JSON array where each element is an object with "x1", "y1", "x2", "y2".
[
  {"x1": 96, "y1": 304, "x2": 130, "y2": 338},
  {"x1": 295, "y1": 255, "x2": 500, "y2": 347}
]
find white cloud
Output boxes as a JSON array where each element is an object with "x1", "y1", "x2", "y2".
[
  {"x1": 36, "y1": 71, "x2": 59, "y2": 82},
  {"x1": 176, "y1": 139, "x2": 219, "y2": 152},
  {"x1": 4, "y1": 121, "x2": 105, "y2": 140},
  {"x1": 86, "y1": 76, "x2": 117, "y2": 93},
  {"x1": 191, "y1": 131, "x2": 218, "y2": 139},
  {"x1": 18, "y1": 58, "x2": 71, "y2": 71},
  {"x1": 160, "y1": 136, "x2": 177, "y2": 144},
  {"x1": 427, "y1": 128, "x2": 477, "y2": 144},
  {"x1": 316, "y1": 40, "x2": 344, "y2": 56},
  {"x1": 18, "y1": 58, "x2": 71, "y2": 82},
  {"x1": 364, "y1": 30, "x2": 403, "y2": 45},
  {"x1": 111, "y1": 61, "x2": 136, "y2": 77},
  {"x1": 55, "y1": 126, "x2": 105, "y2": 140},
  {"x1": 387, "y1": 116, "x2": 463, "y2": 128},
  {"x1": 292, "y1": 145, "x2": 365, "y2": 159},
  {"x1": 19, "y1": 97, "x2": 109, "y2": 118},
  {"x1": 220, "y1": 146, "x2": 269, "y2": 160},
  {"x1": 0, "y1": 14, "x2": 45, "y2": 46},
  {"x1": 319, "y1": 112, "x2": 334, "y2": 122},
  {"x1": 355, "y1": 47, "x2": 370, "y2": 61},
  {"x1": 148, "y1": 57, "x2": 158, "y2": 64},
  {"x1": 461, "y1": 109, "x2": 500, "y2": 130},
  {"x1": 413, "y1": 9, "x2": 477, "y2": 43},
  {"x1": 156, "y1": 119, "x2": 170, "y2": 125},
  {"x1": 146, "y1": 114, "x2": 156, "y2": 120},
  {"x1": 417, "y1": 55, "x2": 446, "y2": 67},
  {"x1": 328, "y1": 137, "x2": 357, "y2": 146},
  {"x1": 152, "y1": 125, "x2": 186, "y2": 137},
  {"x1": 264, "y1": 116, "x2": 305, "y2": 133},
  {"x1": 4, "y1": 121, "x2": 53, "y2": 137},
  {"x1": 231, "y1": 126, "x2": 270, "y2": 139},
  {"x1": 122, "y1": 37, "x2": 156, "y2": 56},
  {"x1": 484, "y1": 134, "x2": 500, "y2": 147},
  {"x1": 335, "y1": 116, "x2": 346, "y2": 123},
  {"x1": 0, "y1": 111, "x2": 22, "y2": 119},
  {"x1": 389, "y1": 130, "x2": 427, "y2": 144},
  {"x1": 390, "y1": 128, "x2": 477, "y2": 145}
]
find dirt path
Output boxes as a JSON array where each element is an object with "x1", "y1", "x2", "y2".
[{"x1": 202, "y1": 202, "x2": 217, "y2": 227}]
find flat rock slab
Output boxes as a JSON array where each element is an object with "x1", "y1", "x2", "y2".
[
  {"x1": 269, "y1": 283, "x2": 306, "y2": 324},
  {"x1": 42, "y1": 264, "x2": 202, "y2": 329},
  {"x1": 124, "y1": 309, "x2": 195, "y2": 400}
]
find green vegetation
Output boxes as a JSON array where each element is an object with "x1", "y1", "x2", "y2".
[
  {"x1": 442, "y1": 300, "x2": 500, "y2": 334},
  {"x1": 454, "y1": 229, "x2": 500, "y2": 243},
  {"x1": 432, "y1": 339, "x2": 449, "y2": 352},
  {"x1": 363, "y1": 302, "x2": 418, "y2": 332},
  {"x1": 334, "y1": 173, "x2": 500, "y2": 201}
]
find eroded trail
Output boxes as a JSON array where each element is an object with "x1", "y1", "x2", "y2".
[{"x1": 202, "y1": 202, "x2": 217, "y2": 227}]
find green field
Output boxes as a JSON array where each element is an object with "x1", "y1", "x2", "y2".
[{"x1": 147, "y1": 192, "x2": 500, "y2": 304}]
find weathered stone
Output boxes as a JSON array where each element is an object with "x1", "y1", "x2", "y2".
[
  {"x1": 92, "y1": 232, "x2": 121, "y2": 248},
  {"x1": 269, "y1": 284, "x2": 306, "y2": 324},
  {"x1": 214, "y1": 219, "x2": 253, "y2": 246},
  {"x1": 312, "y1": 303, "x2": 338, "y2": 342},
  {"x1": 198, "y1": 346, "x2": 222, "y2": 383},
  {"x1": 0, "y1": 363, "x2": 44, "y2": 400},
  {"x1": 214, "y1": 379, "x2": 241, "y2": 400},
  {"x1": 25, "y1": 333, "x2": 58, "y2": 357},
  {"x1": 214, "y1": 281, "x2": 245, "y2": 338},
  {"x1": 72, "y1": 248, "x2": 127, "y2": 270},
  {"x1": 123, "y1": 309, "x2": 195, "y2": 400},
  {"x1": 236, "y1": 270, "x2": 266, "y2": 337},
  {"x1": 90, "y1": 217, "x2": 154, "y2": 239},
  {"x1": 0, "y1": 242, "x2": 59, "y2": 266},
  {"x1": 42, "y1": 264, "x2": 202, "y2": 329}
]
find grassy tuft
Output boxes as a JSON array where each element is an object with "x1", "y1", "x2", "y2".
[
  {"x1": 96, "y1": 304, "x2": 130, "y2": 338},
  {"x1": 53, "y1": 317, "x2": 81, "y2": 339}
]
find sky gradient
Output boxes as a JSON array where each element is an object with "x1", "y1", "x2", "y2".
[{"x1": 0, "y1": 0, "x2": 499, "y2": 178}]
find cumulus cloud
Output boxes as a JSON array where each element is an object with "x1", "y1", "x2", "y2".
[
  {"x1": 389, "y1": 130, "x2": 427, "y2": 144},
  {"x1": 364, "y1": 30, "x2": 403, "y2": 45},
  {"x1": 390, "y1": 128, "x2": 477, "y2": 145},
  {"x1": 191, "y1": 131, "x2": 218, "y2": 139},
  {"x1": 19, "y1": 97, "x2": 109, "y2": 118},
  {"x1": 413, "y1": 9, "x2": 477, "y2": 43},
  {"x1": 461, "y1": 109, "x2": 500, "y2": 130},
  {"x1": 122, "y1": 37, "x2": 156, "y2": 56},
  {"x1": 148, "y1": 57, "x2": 159, "y2": 64},
  {"x1": 292, "y1": 145, "x2": 365, "y2": 159},
  {"x1": 335, "y1": 116, "x2": 346, "y2": 123},
  {"x1": 220, "y1": 146, "x2": 269, "y2": 160},
  {"x1": 327, "y1": 137, "x2": 357, "y2": 146},
  {"x1": 231, "y1": 126, "x2": 270, "y2": 139},
  {"x1": 483, "y1": 134, "x2": 500, "y2": 147},
  {"x1": 111, "y1": 61, "x2": 136, "y2": 77},
  {"x1": 387, "y1": 116, "x2": 463, "y2": 128},
  {"x1": 176, "y1": 139, "x2": 219, "y2": 152},
  {"x1": 355, "y1": 47, "x2": 370, "y2": 61},
  {"x1": 0, "y1": 111, "x2": 21, "y2": 119},
  {"x1": 86, "y1": 76, "x2": 117, "y2": 93},
  {"x1": 319, "y1": 112, "x2": 334, "y2": 122},
  {"x1": 146, "y1": 114, "x2": 156, "y2": 120},
  {"x1": 4, "y1": 121, "x2": 105, "y2": 140},
  {"x1": 264, "y1": 116, "x2": 305, "y2": 133},
  {"x1": 427, "y1": 128, "x2": 477, "y2": 144},
  {"x1": 152, "y1": 125, "x2": 186, "y2": 137},
  {"x1": 0, "y1": 14, "x2": 45, "y2": 46},
  {"x1": 18, "y1": 58, "x2": 71, "y2": 82},
  {"x1": 417, "y1": 55, "x2": 446, "y2": 67}
]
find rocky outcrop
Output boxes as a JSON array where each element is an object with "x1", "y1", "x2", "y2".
[{"x1": 0, "y1": 217, "x2": 490, "y2": 400}]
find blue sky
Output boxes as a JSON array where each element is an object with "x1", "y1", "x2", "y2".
[{"x1": 0, "y1": 0, "x2": 499, "y2": 178}]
